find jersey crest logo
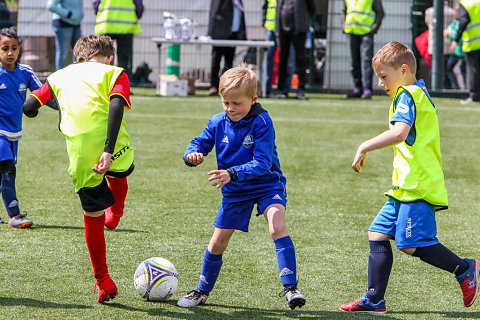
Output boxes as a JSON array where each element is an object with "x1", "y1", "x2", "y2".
[
  {"x1": 243, "y1": 135, "x2": 254, "y2": 148},
  {"x1": 0, "y1": 83, "x2": 6, "y2": 89},
  {"x1": 18, "y1": 83, "x2": 26, "y2": 93},
  {"x1": 222, "y1": 136, "x2": 229, "y2": 143}
]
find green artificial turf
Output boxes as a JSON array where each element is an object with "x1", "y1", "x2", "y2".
[{"x1": 1, "y1": 89, "x2": 478, "y2": 319}]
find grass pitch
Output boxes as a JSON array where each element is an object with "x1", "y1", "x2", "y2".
[{"x1": 2, "y1": 89, "x2": 479, "y2": 319}]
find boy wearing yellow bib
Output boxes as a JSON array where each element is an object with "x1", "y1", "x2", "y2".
[
  {"x1": 339, "y1": 41, "x2": 479, "y2": 313},
  {"x1": 22, "y1": 35, "x2": 134, "y2": 304}
]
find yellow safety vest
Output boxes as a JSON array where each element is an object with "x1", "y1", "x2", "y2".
[
  {"x1": 265, "y1": 0, "x2": 277, "y2": 32},
  {"x1": 95, "y1": 0, "x2": 141, "y2": 35},
  {"x1": 385, "y1": 85, "x2": 448, "y2": 211},
  {"x1": 460, "y1": 0, "x2": 480, "y2": 52},
  {"x1": 344, "y1": 0, "x2": 375, "y2": 35},
  {"x1": 47, "y1": 62, "x2": 134, "y2": 192}
]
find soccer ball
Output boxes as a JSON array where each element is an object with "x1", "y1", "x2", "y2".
[{"x1": 133, "y1": 257, "x2": 179, "y2": 301}]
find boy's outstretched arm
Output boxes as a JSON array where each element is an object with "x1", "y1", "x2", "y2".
[
  {"x1": 23, "y1": 96, "x2": 42, "y2": 118},
  {"x1": 352, "y1": 121, "x2": 411, "y2": 172}
]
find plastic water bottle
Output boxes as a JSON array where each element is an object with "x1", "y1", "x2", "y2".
[{"x1": 164, "y1": 12, "x2": 176, "y2": 40}]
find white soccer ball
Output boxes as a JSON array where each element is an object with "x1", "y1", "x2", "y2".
[{"x1": 133, "y1": 257, "x2": 179, "y2": 301}]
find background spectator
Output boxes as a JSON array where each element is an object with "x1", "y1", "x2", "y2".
[
  {"x1": 425, "y1": 2, "x2": 455, "y2": 88},
  {"x1": 444, "y1": 2, "x2": 466, "y2": 90},
  {"x1": 451, "y1": 0, "x2": 480, "y2": 104},
  {"x1": 274, "y1": 0, "x2": 316, "y2": 100},
  {"x1": 0, "y1": 0, "x2": 12, "y2": 29},
  {"x1": 93, "y1": 0, "x2": 143, "y2": 80},
  {"x1": 207, "y1": 0, "x2": 246, "y2": 96},
  {"x1": 47, "y1": 0, "x2": 84, "y2": 70},
  {"x1": 342, "y1": 0, "x2": 384, "y2": 99}
]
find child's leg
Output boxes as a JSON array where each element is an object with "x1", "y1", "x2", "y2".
[
  {"x1": 0, "y1": 160, "x2": 19, "y2": 217},
  {"x1": 264, "y1": 204, "x2": 297, "y2": 287},
  {"x1": 105, "y1": 175, "x2": 128, "y2": 229},
  {"x1": 410, "y1": 244, "x2": 468, "y2": 275},
  {"x1": 366, "y1": 232, "x2": 393, "y2": 304},
  {"x1": 197, "y1": 227, "x2": 234, "y2": 294},
  {"x1": 84, "y1": 211, "x2": 117, "y2": 303}
]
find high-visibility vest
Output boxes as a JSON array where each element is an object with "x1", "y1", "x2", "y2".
[
  {"x1": 47, "y1": 62, "x2": 134, "y2": 191},
  {"x1": 460, "y1": 0, "x2": 480, "y2": 52},
  {"x1": 95, "y1": 0, "x2": 141, "y2": 35},
  {"x1": 384, "y1": 85, "x2": 448, "y2": 210},
  {"x1": 265, "y1": 0, "x2": 276, "y2": 32},
  {"x1": 344, "y1": 0, "x2": 375, "y2": 35}
]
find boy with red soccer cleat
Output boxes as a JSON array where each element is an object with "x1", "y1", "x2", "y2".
[{"x1": 23, "y1": 35, "x2": 134, "y2": 303}]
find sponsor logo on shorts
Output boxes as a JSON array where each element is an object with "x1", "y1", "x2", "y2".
[
  {"x1": 0, "y1": 83, "x2": 6, "y2": 89},
  {"x1": 222, "y1": 136, "x2": 229, "y2": 143},
  {"x1": 406, "y1": 217, "x2": 412, "y2": 238},
  {"x1": 243, "y1": 135, "x2": 254, "y2": 148},
  {"x1": 273, "y1": 194, "x2": 282, "y2": 200}
]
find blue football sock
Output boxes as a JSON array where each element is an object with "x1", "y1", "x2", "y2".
[
  {"x1": 1, "y1": 173, "x2": 19, "y2": 218},
  {"x1": 274, "y1": 235, "x2": 297, "y2": 288},
  {"x1": 413, "y1": 243, "x2": 469, "y2": 276},
  {"x1": 365, "y1": 240, "x2": 393, "y2": 304},
  {"x1": 197, "y1": 248, "x2": 223, "y2": 294}
]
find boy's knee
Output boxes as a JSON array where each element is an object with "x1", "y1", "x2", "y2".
[{"x1": 400, "y1": 247, "x2": 416, "y2": 255}]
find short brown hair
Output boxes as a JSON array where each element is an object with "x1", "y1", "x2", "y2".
[
  {"x1": 219, "y1": 66, "x2": 257, "y2": 98},
  {"x1": 73, "y1": 35, "x2": 116, "y2": 62},
  {"x1": 372, "y1": 41, "x2": 416, "y2": 74}
]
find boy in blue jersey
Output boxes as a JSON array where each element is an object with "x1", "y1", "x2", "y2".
[
  {"x1": 339, "y1": 42, "x2": 479, "y2": 313},
  {"x1": 177, "y1": 66, "x2": 305, "y2": 310},
  {"x1": 0, "y1": 27, "x2": 42, "y2": 228}
]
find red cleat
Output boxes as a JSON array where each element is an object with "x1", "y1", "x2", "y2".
[
  {"x1": 339, "y1": 296, "x2": 386, "y2": 313},
  {"x1": 96, "y1": 277, "x2": 118, "y2": 304}
]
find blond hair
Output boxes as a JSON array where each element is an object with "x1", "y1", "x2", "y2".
[
  {"x1": 219, "y1": 66, "x2": 257, "y2": 98},
  {"x1": 73, "y1": 35, "x2": 116, "y2": 62},
  {"x1": 372, "y1": 41, "x2": 417, "y2": 74}
]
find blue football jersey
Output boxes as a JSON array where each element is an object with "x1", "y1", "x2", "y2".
[
  {"x1": 184, "y1": 103, "x2": 287, "y2": 201},
  {"x1": 0, "y1": 63, "x2": 42, "y2": 139}
]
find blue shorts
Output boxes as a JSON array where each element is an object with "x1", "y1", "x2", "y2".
[
  {"x1": 369, "y1": 198, "x2": 439, "y2": 249},
  {"x1": 214, "y1": 191, "x2": 287, "y2": 232},
  {"x1": 0, "y1": 136, "x2": 18, "y2": 164}
]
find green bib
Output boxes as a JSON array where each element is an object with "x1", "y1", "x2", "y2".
[
  {"x1": 385, "y1": 85, "x2": 448, "y2": 210},
  {"x1": 460, "y1": 0, "x2": 480, "y2": 52},
  {"x1": 265, "y1": 0, "x2": 277, "y2": 32},
  {"x1": 344, "y1": 0, "x2": 375, "y2": 35},
  {"x1": 95, "y1": 0, "x2": 141, "y2": 35},
  {"x1": 47, "y1": 62, "x2": 134, "y2": 192}
]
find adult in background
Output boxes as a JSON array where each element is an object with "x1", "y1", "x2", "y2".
[
  {"x1": 0, "y1": 0, "x2": 12, "y2": 29},
  {"x1": 262, "y1": 0, "x2": 294, "y2": 98},
  {"x1": 93, "y1": 0, "x2": 143, "y2": 80},
  {"x1": 342, "y1": 0, "x2": 384, "y2": 99},
  {"x1": 273, "y1": 0, "x2": 316, "y2": 100},
  {"x1": 207, "y1": 0, "x2": 246, "y2": 96},
  {"x1": 451, "y1": 0, "x2": 480, "y2": 104},
  {"x1": 425, "y1": 2, "x2": 455, "y2": 88},
  {"x1": 47, "y1": 0, "x2": 84, "y2": 70}
]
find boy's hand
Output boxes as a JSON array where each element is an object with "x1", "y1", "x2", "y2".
[
  {"x1": 208, "y1": 170, "x2": 231, "y2": 189},
  {"x1": 92, "y1": 152, "x2": 112, "y2": 174},
  {"x1": 352, "y1": 146, "x2": 368, "y2": 173},
  {"x1": 186, "y1": 152, "x2": 204, "y2": 166}
]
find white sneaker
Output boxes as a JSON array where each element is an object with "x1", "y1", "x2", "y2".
[
  {"x1": 177, "y1": 289, "x2": 208, "y2": 307},
  {"x1": 461, "y1": 97, "x2": 480, "y2": 105},
  {"x1": 283, "y1": 286, "x2": 306, "y2": 309}
]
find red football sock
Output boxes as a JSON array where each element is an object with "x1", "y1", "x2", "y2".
[
  {"x1": 84, "y1": 212, "x2": 109, "y2": 284},
  {"x1": 106, "y1": 176, "x2": 128, "y2": 216}
]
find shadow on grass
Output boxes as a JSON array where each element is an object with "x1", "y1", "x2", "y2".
[
  {"x1": 0, "y1": 297, "x2": 91, "y2": 310},
  {"x1": 392, "y1": 310, "x2": 480, "y2": 319},
  {"x1": 33, "y1": 224, "x2": 146, "y2": 233},
  {"x1": 103, "y1": 300, "x2": 399, "y2": 319}
]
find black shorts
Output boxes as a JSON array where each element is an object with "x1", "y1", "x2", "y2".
[{"x1": 77, "y1": 163, "x2": 134, "y2": 212}]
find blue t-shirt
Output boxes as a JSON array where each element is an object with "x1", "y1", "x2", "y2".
[
  {"x1": 184, "y1": 102, "x2": 286, "y2": 202},
  {"x1": 390, "y1": 79, "x2": 432, "y2": 146},
  {"x1": 0, "y1": 63, "x2": 42, "y2": 139}
]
